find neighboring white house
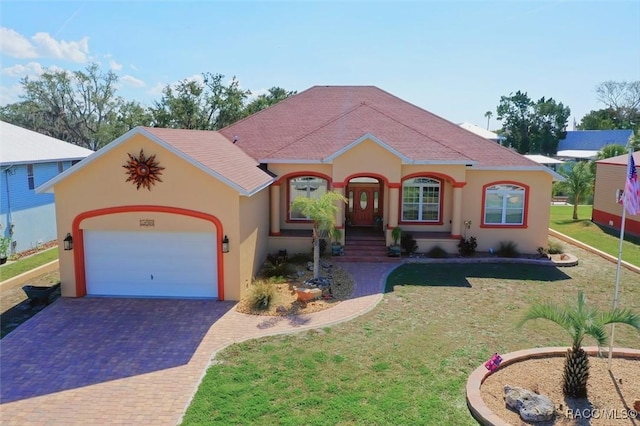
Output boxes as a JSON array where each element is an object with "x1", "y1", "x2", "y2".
[
  {"x1": 458, "y1": 122, "x2": 505, "y2": 143},
  {"x1": 1, "y1": 121, "x2": 93, "y2": 254}
]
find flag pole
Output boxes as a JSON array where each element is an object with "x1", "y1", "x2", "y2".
[
  {"x1": 607, "y1": 205, "x2": 626, "y2": 369},
  {"x1": 608, "y1": 147, "x2": 633, "y2": 370}
]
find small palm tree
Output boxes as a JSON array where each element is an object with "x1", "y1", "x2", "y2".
[
  {"x1": 291, "y1": 191, "x2": 347, "y2": 279},
  {"x1": 558, "y1": 161, "x2": 593, "y2": 220},
  {"x1": 518, "y1": 292, "x2": 640, "y2": 398}
]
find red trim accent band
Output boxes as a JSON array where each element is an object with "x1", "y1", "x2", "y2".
[
  {"x1": 72, "y1": 205, "x2": 225, "y2": 300},
  {"x1": 452, "y1": 182, "x2": 466, "y2": 188},
  {"x1": 402, "y1": 171, "x2": 461, "y2": 186},
  {"x1": 388, "y1": 183, "x2": 401, "y2": 189}
]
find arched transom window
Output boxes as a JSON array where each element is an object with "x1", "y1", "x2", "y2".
[
  {"x1": 402, "y1": 177, "x2": 441, "y2": 222},
  {"x1": 484, "y1": 184, "x2": 525, "y2": 225},
  {"x1": 289, "y1": 176, "x2": 328, "y2": 220}
]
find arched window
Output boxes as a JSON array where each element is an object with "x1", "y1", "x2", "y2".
[
  {"x1": 401, "y1": 177, "x2": 441, "y2": 222},
  {"x1": 289, "y1": 176, "x2": 328, "y2": 220},
  {"x1": 483, "y1": 184, "x2": 525, "y2": 225}
]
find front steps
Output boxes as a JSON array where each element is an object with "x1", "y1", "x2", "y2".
[{"x1": 332, "y1": 228, "x2": 401, "y2": 263}]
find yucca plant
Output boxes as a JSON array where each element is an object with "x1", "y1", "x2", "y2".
[{"x1": 518, "y1": 292, "x2": 640, "y2": 398}]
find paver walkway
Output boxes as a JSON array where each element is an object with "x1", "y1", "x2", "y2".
[{"x1": 0, "y1": 262, "x2": 397, "y2": 425}]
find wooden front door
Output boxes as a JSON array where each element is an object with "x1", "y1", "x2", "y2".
[{"x1": 349, "y1": 184, "x2": 379, "y2": 226}]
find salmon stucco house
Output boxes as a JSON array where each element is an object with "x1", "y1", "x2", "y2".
[{"x1": 38, "y1": 86, "x2": 562, "y2": 301}]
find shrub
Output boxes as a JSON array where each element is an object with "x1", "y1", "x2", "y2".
[
  {"x1": 249, "y1": 279, "x2": 275, "y2": 310},
  {"x1": 287, "y1": 252, "x2": 313, "y2": 264},
  {"x1": 427, "y1": 246, "x2": 448, "y2": 258},
  {"x1": 547, "y1": 240, "x2": 564, "y2": 254},
  {"x1": 401, "y1": 232, "x2": 418, "y2": 254},
  {"x1": 496, "y1": 241, "x2": 519, "y2": 258},
  {"x1": 263, "y1": 253, "x2": 291, "y2": 278},
  {"x1": 457, "y1": 236, "x2": 477, "y2": 256}
]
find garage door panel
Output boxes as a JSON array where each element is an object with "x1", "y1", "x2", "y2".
[{"x1": 84, "y1": 230, "x2": 217, "y2": 298}]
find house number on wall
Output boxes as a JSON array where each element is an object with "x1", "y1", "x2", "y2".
[{"x1": 139, "y1": 219, "x2": 155, "y2": 227}]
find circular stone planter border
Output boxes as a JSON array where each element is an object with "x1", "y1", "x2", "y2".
[
  {"x1": 465, "y1": 346, "x2": 640, "y2": 426},
  {"x1": 549, "y1": 252, "x2": 579, "y2": 267}
]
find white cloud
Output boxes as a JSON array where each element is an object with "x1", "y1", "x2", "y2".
[
  {"x1": 121, "y1": 74, "x2": 145, "y2": 88},
  {"x1": 148, "y1": 74, "x2": 205, "y2": 96},
  {"x1": 0, "y1": 27, "x2": 37, "y2": 58},
  {"x1": 32, "y1": 32, "x2": 89, "y2": 62},
  {"x1": 0, "y1": 83, "x2": 24, "y2": 105},
  {"x1": 2, "y1": 62, "x2": 45, "y2": 77},
  {"x1": 108, "y1": 59, "x2": 123, "y2": 71},
  {"x1": 148, "y1": 82, "x2": 166, "y2": 96},
  {"x1": 130, "y1": 64, "x2": 138, "y2": 71},
  {"x1": 247, "y1": 88, "x2": 269, "y2": 101},
  {"x1": 1, "y1": 62, "x2": 66, "y2": 80}
]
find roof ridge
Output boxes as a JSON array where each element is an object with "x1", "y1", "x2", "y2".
[
  {"x1": 263, "y1": 102, "x2": 367, "y2": 158},
  {"x1": 361, "y1": 102, "x2": 473, "y2": 161}
]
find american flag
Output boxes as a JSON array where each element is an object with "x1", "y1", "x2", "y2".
[{"x1": 622, "y1": 152, "x2": 640, "y2": 216}]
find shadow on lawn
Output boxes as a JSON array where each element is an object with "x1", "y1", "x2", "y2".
[
  {"x1": 0, "y1": 298, "x2": 235, "y2": 404},
  {"x1": 385, "y1": 263, "x2": 572, "y2": 292}
]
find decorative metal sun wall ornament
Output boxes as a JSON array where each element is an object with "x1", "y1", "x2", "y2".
[{"x1": 123, "y1": 149, "x2": 165, "y2": 190}]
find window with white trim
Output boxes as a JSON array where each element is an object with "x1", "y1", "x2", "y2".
[
  {"x1": 401, "y1": 177, "x2": 440, "y2": 222},
  {"x1": 289, "y1": 176, "x2": 328, "y2": 220},
  {"x1": 484, "y1": 184, "x2": 525, "y2": 225}
]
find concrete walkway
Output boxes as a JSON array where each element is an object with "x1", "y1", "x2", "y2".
[{"x1": 0, "y1": 262, "x2": 397, "y2": 425}]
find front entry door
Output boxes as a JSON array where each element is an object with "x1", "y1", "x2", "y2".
[{"x1": 351, "y1": 185, "x2": 378, "y2": 226}]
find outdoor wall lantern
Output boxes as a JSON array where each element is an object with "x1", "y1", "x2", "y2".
[
  {"x1": 63, "y1": 233, "x2": 73, "y2": 251},
  {"x1": 222, "y1": 235, "x2": 229, "y2": 253}
]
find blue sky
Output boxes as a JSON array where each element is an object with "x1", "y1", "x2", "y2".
[{"x1": 1, "y1": 1, "x2": 639, "y2": 129}]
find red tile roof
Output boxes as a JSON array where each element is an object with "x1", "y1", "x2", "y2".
[
  {"x1": 220, "y1": 86, "x2": 538, "y2": 168},
  {"x1": 141, "y1": 127, "x2": 273, "y2": 195}
]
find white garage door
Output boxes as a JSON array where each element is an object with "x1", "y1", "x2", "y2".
[{"x1": 84, "y1": 230, "x2": 217, "y2": 298}]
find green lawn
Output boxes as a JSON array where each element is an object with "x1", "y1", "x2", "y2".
[
  {"x1": 0, "y1": 247, "x2": 58, "y2": 281},
  {"x1": 549, "y1": 205, "x2": 640, "y2": 266},
  {"x1": 182, "y1": 248, "x2": 640, "y2": 425}
]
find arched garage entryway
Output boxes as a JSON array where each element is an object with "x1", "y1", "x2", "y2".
[{"x1": 71, "y1": 205, "x2": 225, "y2": 300}]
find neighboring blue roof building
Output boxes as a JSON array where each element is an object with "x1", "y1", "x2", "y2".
[
  {"x1": 556, "y1": 129, "x2": 633, "y2": 160},
  {"x1": 1, "y1": 121, "x2": 93, "y2": 256}
]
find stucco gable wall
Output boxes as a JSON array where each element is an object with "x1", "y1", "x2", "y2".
[
  {"x1": 332, "y1": 139, "x2": 402, "y2": 183},
  {"x1": 462, "y1": 170, "x2": 553, "y2": 253},
  {"x1": 53, "y1": 133, "x2": 242, "y2": 298}
]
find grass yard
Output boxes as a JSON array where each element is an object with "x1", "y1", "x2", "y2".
[
  {"x1": 549, "y1": 205, "x2": 640, "y2": 266},
  {"x1": 182, "y1": 241, "x2": 640, "y2": 425},
  {"x1": 0, "y1": 247, "x2": 58, "y2": 281}
]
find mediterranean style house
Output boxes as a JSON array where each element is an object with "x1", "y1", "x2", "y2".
[{"x1": 38, "y1": 86, "x2": 561, "y2": 301}]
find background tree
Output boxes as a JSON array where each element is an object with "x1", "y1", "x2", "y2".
[
  {"x1": 291, "y1": 191, "x2": 347, "y2": 280},
  {"x1": 0, "y1": 64, "x2": 130, "y2": 150},
  {"x1": 496, "y1": 91, "x2": 570, "y2": 155},
  {"x1": 557, "y1": 161, "x2": 593, "y2": 219},
  {"x1": 518, "y1": 291, "x2": 640, "y2": 397},
  {"x1": 244, "y1": 87, "x2": 297, "y2": 117},
  {"x1": 484, "y1": 110, "x2": 493, "y2": 130},
  {"x1": 590, "y1": 144, "x2": 627, "y2": 176},
  {"x1": 150, "y1": 73, "x2": 251, "y2": 130},
  {"x1": 578, "y1": 80, "x2": 640, "y2": 150}
]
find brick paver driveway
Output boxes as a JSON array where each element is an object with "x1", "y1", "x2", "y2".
[
  {"x1": 0, "y1": 262, "x2": 395, "y2": 425},
  {"x1": 1, "y1": 298, "x2": 235, "y2": 424}
]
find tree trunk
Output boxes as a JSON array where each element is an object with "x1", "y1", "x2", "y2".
[
  {"x1": 572, "y1": 202, "x2": 579, "y2": 220},
  {"x1": 313, "y1": 227, "x2": 320, "y2": 280}
]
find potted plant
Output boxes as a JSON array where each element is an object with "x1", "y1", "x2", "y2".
[
  {"x1": 388, "y1": 226, "x2": 402, "y2": 257},
  {"x1": 0, "y1": 237, "x2": 11, "y2": 265},
  {"x1": 331, "y1": 228, "x2": 344, "y2": 256}
]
